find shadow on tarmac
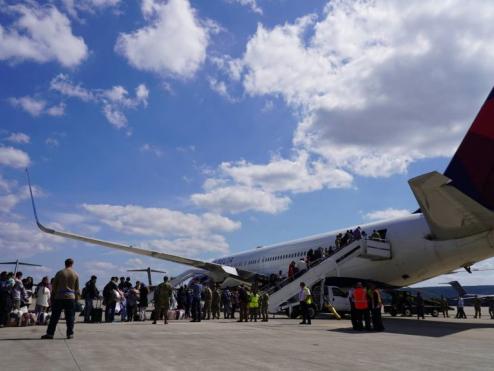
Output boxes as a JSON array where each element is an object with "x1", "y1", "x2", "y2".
[
  {"x1": 0, "y1": 337, "x2": 66, "y2": 341},
  {"x1": 328, "y1": 318, "x2": 494, "y2": 338}
]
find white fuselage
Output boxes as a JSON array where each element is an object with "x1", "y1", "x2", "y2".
[{"x1": 212, "y1": 213, "x2": 494, "y2": 287}]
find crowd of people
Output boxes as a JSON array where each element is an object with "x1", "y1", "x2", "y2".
[
  {"x1": 0, "y1": 271, "x2": 53, "y2": 328},
  {"x1": 348, "y1": 282, "x2": 385, "y2": 331},
  {"x1": 3, "y1": 256, "x2": 494, "y2": 340}
]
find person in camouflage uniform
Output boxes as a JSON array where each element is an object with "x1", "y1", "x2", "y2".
[
  {"x1": 260, "y1": 292, "x2": 269, "y2": 322},
  {"x1": 211, "y1": 284, "x2": 221, "y2": 320},
  {"x1": 153, "y1": 276, "x2": 172, "y2": 325},
  {"x1": 202, "y1": 285, "x2": 212, "y2": 320}
]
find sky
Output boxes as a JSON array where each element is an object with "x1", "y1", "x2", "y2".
[{"x1": 1, "y1": 0, "x2": 494, "y2": 288}]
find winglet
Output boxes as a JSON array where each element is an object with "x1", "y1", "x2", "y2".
[{"x1": 25, "y1": 169, "x2": 55, "y2": 234}]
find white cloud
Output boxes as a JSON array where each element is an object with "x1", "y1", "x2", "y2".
[
  {"x1": 136, "y1": 84, "x2": 150, "y2": 106},
  {"x1": 102, "y1": 104, "x2": 127, "y2": 128},
  {"x1": 228, "y1": 0, "x2": 494, "y2": 178},
  {"x1": 82, "y1": 203, "x2": 240, "y2": 237},
  {"x1": 218, "y1": 152, "x2": 353, "y2": 193},
  {"x1": 62, "y1": 0, "x2": 121, "y2": 18},
  {"x1": 45, "y1": 137, "x2": 59, "y2": 147},
  {"x1": 207, "y1": 77, "x2": 236, "y2": 102},
  {"x1": 191, "y1": 151, "x2": 352, "y2": 214},
  {"x1": 0, "y1": 175, "x2": 15, "y2": 192},
  {"x1": 0, "y1": 184, "x2": 42, "y2": 214},
  {"x1": 115, "y1": 0, "x2": 209, "y2": 78},
  {"x1": 226, "y1": 0, "x2": 263, "y2": 15},
  {"x1": 191, "y1": 186, "x2": 291, "y2": 214},
  {"x1": 126, "y1": 257, "x2": 145, "y2": 268},
  {"x1": 6, "y1": 132, "x2": 30, "y2": 144},
  {"x1": 46, "y1": 103, "x2": 65, "y2": 116},
  {"x1": 50, "y1": 74, "x2": 94, "y2": 102},
  {"x1": 9, "y1": 96, "x2": 65, "y2": 117},
  {"x1": 364, "y1": 208, "x2": 410, "y2": 222},
  {"x1": 140, "y1": 143, "x2": 163, "y2": 157},
  {"x1": 0, "y1": 3, "x2": 88, "y2": 67},
  {"x1": 81, "y1": 203, "x2": 240, "y2": 256},
  {"x1": 141, "y1": 235, "x2": 230, "y2": 257},
  {"x1": 9, "y1": 96, "x2": 46, "y2": 116},
  {"x1": 0, "y1": 146, "x2": 30, "y2": 168},
  {"x1": 0, "y1": 221, "x2": 58, "y2": 255},
  {"x1": 49, "y1": 74, "x2": 149, "y2": 129}
]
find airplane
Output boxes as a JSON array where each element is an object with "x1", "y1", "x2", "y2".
[
  {"x1": 0, "y1": 260, "x2": 42, "y2": 275},
  {"x1": 447, "y1": 281, "x2": 494, "y2": 300},
  {"x1": 127, "y1": 267, "x2": 166, "y2": 287},
  {"x1": 26, "y1": 84, "x2": 494, "y2": 299}
]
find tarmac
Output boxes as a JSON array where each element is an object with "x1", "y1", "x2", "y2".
[{"x1": 1, "y1": 309, "x2": 494, "y2": 371}]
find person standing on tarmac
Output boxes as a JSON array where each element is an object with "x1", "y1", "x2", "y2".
[
  {"x1": 211, "y1": 284, "x2": 221, "y2": 320},
  {"x1": 222, "y1": 287, "x2": 231, "y2": 319},
  {"x1": 298, "y1": 282, "x2": 312, "y2": 325},
  {"x1": 456, "y1": 296, "x2": 467, "y2": 319},
  {"x1": 41, "y1": 258, "x2": 79, "y2": 340},
  {"x1": 369, "y1": 284, "x2": 384, "y2": 331},
  {"x1": 83, "y1": 275, "x2": 99, "y2": 323},
  {"x1": 202, "y1": 284, "x2": 212, "y2": 320},
  {"x1": 249, "y1": 289, "x2": 260, "y2": 322},
  {"x1": 440, "y1": 295, "x2": 449, "y2": 318},
  {"x1": 153, "y1": 276, "x2": 172, "y2": 325},
  {"x1": 190, "y1": 279, "x2": 203, "y2": 322},
  {"x1": 474, "y1": 296, "x2": 482, "y2": 318},
  {"x1": 260, "y1": 292, "x2": 269, "y2": 322},
  {"x1": 348, "y1": 286, "x2": 357, "y2": 330},
  {"x1": 352, "y1": 282, "x2": 370, "y2": 330},
  {"x1": 416, "y1": 292, "x2": 425, "y2": 320},
  {"x1": 237, "y1": 285, "x2": 249, "y2": 322}
]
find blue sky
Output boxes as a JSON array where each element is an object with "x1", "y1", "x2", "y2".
[{"x1": 1, "y1": 0, "x2": 494, "y2": 287}]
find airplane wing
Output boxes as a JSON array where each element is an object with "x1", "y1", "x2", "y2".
[
  {"x1": 127, "y1": 269, "x2": 166, "y2": 273},
  {"x1": 0, "y1": 262, "x2": 42, "y2": 267},
  {"x1": 26, "y1": 170, "x2": 264, "y2": 283},
  {"x1": 18, "y1": 262, "x2": 42, "y2": 267}
]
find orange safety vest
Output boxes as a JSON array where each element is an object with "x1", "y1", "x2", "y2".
[{"x1": 353, "y1": 288, "x2": 368, "y2": 310}]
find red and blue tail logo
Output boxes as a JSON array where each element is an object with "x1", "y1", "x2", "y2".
[{"x1": 444, "y1": 87, "x2": 494, "y2": 210}]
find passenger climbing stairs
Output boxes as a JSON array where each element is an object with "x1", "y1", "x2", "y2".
[{"x1": 265, "y1": 238, "x2": 392, "y2": 314}]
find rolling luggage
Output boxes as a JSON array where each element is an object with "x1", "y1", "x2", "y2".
[{"x1": 90, "y1": 300, "x2": 103, "y2": 323}]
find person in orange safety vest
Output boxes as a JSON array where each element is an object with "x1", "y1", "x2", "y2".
[{"x1": 352, "y1": 282, "x2": 371, "y2": 331}]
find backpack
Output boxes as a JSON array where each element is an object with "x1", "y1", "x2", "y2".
[{"x1": 81, "y1": 287, "x2": 87, "y2": 300}]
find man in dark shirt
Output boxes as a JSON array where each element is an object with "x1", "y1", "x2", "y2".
[
  {"x1": 42, "y1": 258, "x2": 79, "y2": 339},
  {"x1": 103, "y1": 277, "x2": 119, "y2": 322},
  {"x1": 83, "y1": 275, "x2": 99, "y2": 323},
  {"x1": 416, "y1": 292, "x2": 425, "y2": 320},
  {"x1": 237, "y1": 285, "x2": 249, "y2": 322},
  {"x1": 189, "y1": 279, "x2": 203, "y2": 322}
]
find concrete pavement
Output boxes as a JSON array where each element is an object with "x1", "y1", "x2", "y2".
[{"x1": 1, "y1": 314, "x2": 494, "y2": 371}]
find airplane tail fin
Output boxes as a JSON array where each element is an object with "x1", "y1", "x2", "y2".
[
  {"x1": 444, "y1": 87, "x2": 494, "y2": 211},
  {"x1": 409, "y1": 171, "x2": 494, "y2": 240},
  {"x1": 449, "y1": 281, "x2": 467, "y2": 297}
]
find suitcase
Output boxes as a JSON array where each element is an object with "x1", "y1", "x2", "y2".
[
  {"x1": 90, "y1": 300, "x2": 103, "y2": 323},
  {"x1": 167, "y1": 310, "x2": 176, "y2": 320}
]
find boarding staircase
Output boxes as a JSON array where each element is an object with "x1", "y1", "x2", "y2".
[{"x1": 266, "y1": 238, "x2": 392, "y2": 314}]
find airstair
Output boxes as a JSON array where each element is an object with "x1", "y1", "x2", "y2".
[{"x1": 266, "y1": 238, "x2": 391, "y2": 314}]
